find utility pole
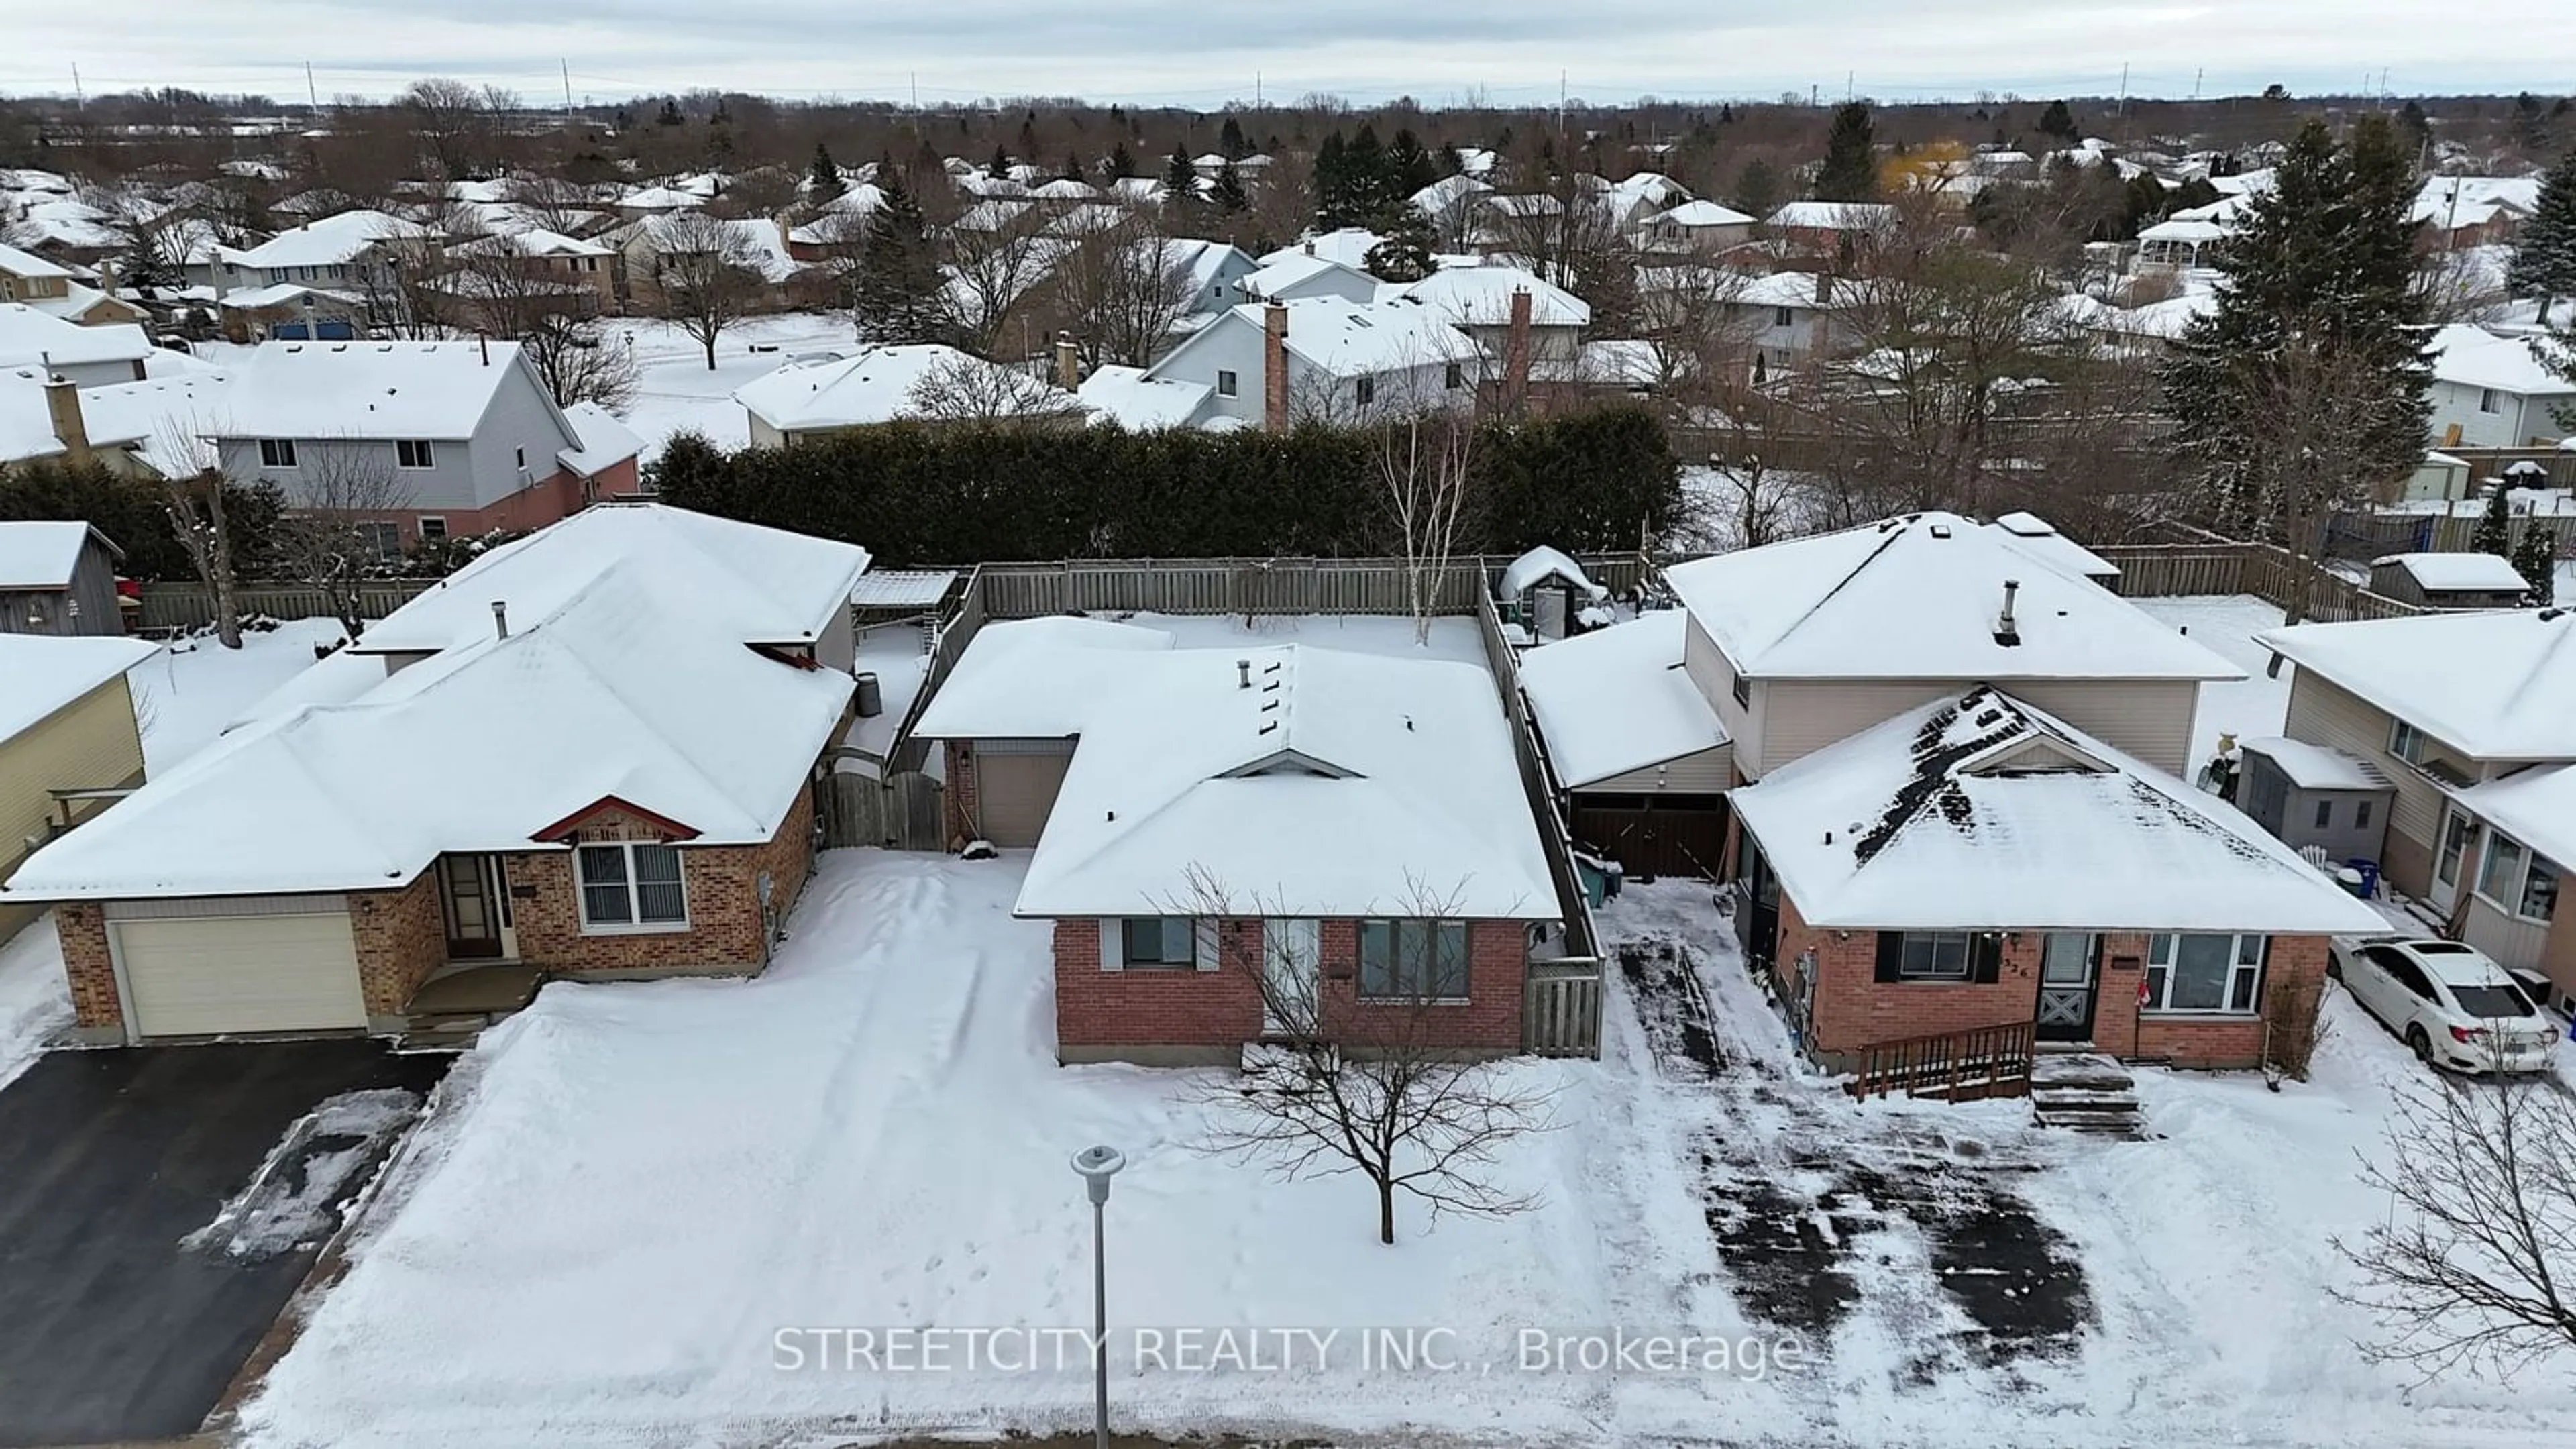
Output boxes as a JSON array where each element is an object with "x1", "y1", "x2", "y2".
[
  {"x1": 305, "y1": 61, "x2": 318, "y2": 110},
  {"x1": 70, "y1": 62, "x2": 83, "y2": 111},
  {"x1": 2194, "y1": 67, "x2": 2204, "y2": 102},
  {"x1": 2118, "y1": 62, "x2": 2130, "y2": 118},
  {"x1": 1558, "y1": 70, "x2": 1567, "y2": 139},
  {"x1": 561, "y1": 59, "x2": 574, "y2": 127},
  {"x1": 1845, "y1": 70, "x2": 1854, "y2": 104}
]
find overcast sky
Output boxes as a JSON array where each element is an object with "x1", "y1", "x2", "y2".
[{"x1": 6, "y1": 0, "x2": 2570, "y2": 110}]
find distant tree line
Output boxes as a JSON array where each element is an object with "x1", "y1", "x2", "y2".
[{"x1": 644, "y1": 407, "x2": 1678, "y2": 566}]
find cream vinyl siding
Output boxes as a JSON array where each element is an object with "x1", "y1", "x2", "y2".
[
  {"x1": 1754, "y1": 677, "x2": 2199, "y2": 778},
  {"x1": 111, "y1": 908, "x2": 366, "y2": 1038},
  {"x1": 972, "y1": 739, "x2": 1076, "y2": 847},
  {"x1": 1682, "y1": 614, "x2": 1754, "y2": 763},
  {"x1": 2459, "y1": 890, "x2": 2551, "y2": 977},
  {"x1": 2282, "y1": 672, "x2": 2449, "y2": 850},
  {"x1": 0, "y1": 677, "x2": 146, "y2": 936},
  {"x1": 1576, "y1": 743, "x2": 1736, "y2": 794}
]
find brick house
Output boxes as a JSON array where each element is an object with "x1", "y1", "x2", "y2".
[
  {"x1": 912, "y1": 616, "x2": 1562, "y2": 1065},
  {"x1": 1562, "y1": 512, "x2": 2383, "y2": 1078},
  {"x1": 4, "y1": 504, "x2": 871, "y2": 1043}
]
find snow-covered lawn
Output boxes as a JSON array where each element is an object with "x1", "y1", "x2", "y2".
[
  {"x1": 0, "y1": 916, "x2": 69, "y2": 1091},
  {"x1": 604, "y1": 313, "x2": 858, "y2": 462},
  {"x1": 2131, "y1": 593, "x2": 2291, "y2": 771},
  {"x1": 124, "y1": 618, "x2": 354, "y2": 775}
]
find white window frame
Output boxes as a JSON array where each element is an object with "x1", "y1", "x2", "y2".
[
  {"x1": 1215, "y1": 368, "x2": 1239, "y2": 398},
  {"x1": 2474, "y1": 829, "x2": 2559, "y2": 923},
  {"x1": 2143, "y1": 933, "x2": 2266, "y2": 1016},
  {"x1": 396, "y1": 439, "x2": 437, "y2": 469},
  {"x1": 574, "y1": 841, "x2": 690, "y2": 934},
  {"x1": 2387, "y1": 718, "x2": 2424, "y2": 766},
  {"x1": 1116, "y1": 916, "x2": 1199, "y2": 969},
  {"x1": 417, "y1": 516, "x2": 448, "y2": 541},
  {"x1": 1896, "y1": 931, "x2": 1974, "y2": 981},
  {"x1": 2478, "y1": 387, "x2": 2501, "y2": 414},
  {"x1": 258, "y1": 438, "x2": 298, "y2": 468}
]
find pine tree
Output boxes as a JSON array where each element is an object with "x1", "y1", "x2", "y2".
[
  {"x1": 1346, "y1": 124, "x2": 1391, "y2": 225},
  {"x1": 1362, "y1": 211, "x2": 1437, "y2": 282},
  {"x1": 118, "y1": 238, "x2": 169, "y2": 296},
  {"x1": 1436, "y1": 142, "x2": 1464, "y2": 177},
  {"x1": 1062, "y1": 152, "x2": 1083, "y2": 182},
  {"x1": 1313, "y1": 131, "x2": 1352, "y2": 227},
  {"x1": 1732, "y1": 156, "x2": 1783, "y2": 219},
  {"x1": 656, "y1": 99, "x2": 684, "y2": 127},
  {"x1": 2510, "y1": 149, "x2": 2576, "y2": 327},
  {"x1": 1163, "y1": 143, "x2": 1197, "y2": 198},
  {"x1": 2039, "y1": 99, "x2": 2078, "y2": 143},
  {"x1": 2512, "y1": 518, "x2": 2559, "y2": 599},
  {"x1": 1218, "y1": 115, "x2": 1248, "y2": 161},
  {"x1": 1209, "y1": 162, "x2": 1248, "y2": 213},
  {"x1": 1814, "y1": 102, "x2": 1878, "y2": 202},
  {"x1": 1719, "y1": 103, "x2": 1736, "y2": 125},
  {"x1": 2472, "y1": 482, "x2": 2514, "y2": 558},
  {"x1": 2396, "y1": 100, "x2": 2432, "y2": 161},
  {"x1": 808, "y1": 142, "x2": 844, "y2": 202},
  {"x1": 852, "y1": 173, "x2": 949, "y2": 345},
  {"x1": 989, "y1": 143, "x2": 1010, "y2": 179},
  {"x1": 1386, "y1": 129, "x2": 1438, "y2": 206},
  {"x1": 1107, "y1": 140, "x2": 1135, "y2": 179}
]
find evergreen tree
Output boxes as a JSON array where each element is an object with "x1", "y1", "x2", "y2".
[
  {"x1": 2039, "y1": 99, "x2": 2078, "y2": 143},
  {"x1": 1163, "y1": 143, "x2": 1197, "y2": 197},
  {"x1": 1107, "y1": 140, "x2": 1136, "y2": 179},
  {"x1": 2161, "y1": 117, "x2": 2432, "y2": 544},
  {"x1": 2510, "y1": 149, "x2": 2576, "y2": 327},
  {"x1": 852, "y1": 173, "x2": 949, "y2": 345},
  {"x1": 2473, "y1": 483, "x2": 2514, "y2": 558},
  {"x1": 2513, "y1": 517, "x2": 2559, "y2": 599},
  {"x1": 1062, "y1": 151, "x2": 1083, "y2": 182},
  {"x1": 1436, "y1": 142, "x2": 1464, "y2": 177},
  {"x1": 1731, "y1": 156, "x2": 1783, "y2": 219},
  {"x1": 808, "y1": 142, "x2": 844, "y2": 202},
  {"x1": 988, "y1": 143, "x2": 1010, "y2": 178},
  {"x1": 1385, "y1": 129, "x2": 1439, "y2": 205},
  {"x1": 2396, "y1": 100, "x2": 2432, "y2": 161},
  {"x1": 1209, "y1": 162, "x2": 1248, "y2": 213},
  {"x1": 655, "y1": 98, "x2": 684, "y2": 127},
  {"x1": 1362, "y1": 211, "x2": 1437, "y2": 282},
  {"x1": 1017, "y1": 117, "x2": 1038, "y2": 160},
  {"x1": 1218, "y1": 115, "x2": 1248, "y2": 160},
  {"x1": 1719, "y1": 103, "x2": 1735, "y2": 125},
  {"x1": 117, "y1": 237, "x2": 169, "y2": 296},
  {"x1": 1346, "y1": 124, "x2": 1391, "y2": 224},
  {"x1": 1313, "y1": 130, "x2": 1352, "y2": 227},
  {"x1": 1813, "y1": 101, "x2": 1878, "y2": 202},
  {"x1": 2514, "y1": 93, "x2": 2554, "y2": 152}
]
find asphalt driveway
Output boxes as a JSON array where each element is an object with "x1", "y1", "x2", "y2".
[{"x1": 0, "y1": 1041, "x2": 449, "y2": 1448}]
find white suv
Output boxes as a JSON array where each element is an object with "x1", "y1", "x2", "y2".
[{"x1": 2330, "y1": 937, "x2": 2561, "y2": 1075}]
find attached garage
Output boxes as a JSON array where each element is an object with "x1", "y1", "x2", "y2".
[
  {"x1": 105, "y1": 897, "x2": 366, "y2": 1040},
  {"x1": 969, "y1": 739, "x2": 1076, "y2": 847}
]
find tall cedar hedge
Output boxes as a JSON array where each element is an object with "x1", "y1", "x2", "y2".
[{"x1": 649, "y1": 405, "x2": 1679, "y2": 566}]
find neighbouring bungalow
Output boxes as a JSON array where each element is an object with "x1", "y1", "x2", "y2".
[
  {"x1": 1, "y1": 504, "x2": 871, "y2": 1044},
  {"x1": 912, "y1": 616, "x2": 1564, "y2": 1065},
  {"x1": 0, "y1": 632, "x2": 154, "y2": 943},
  {"x1": 733, "y1": 344, "x2": 1084, "y2": 445},
  {"x1": 2365, "y1": 551, "x2": 2532, "y2": 610}
]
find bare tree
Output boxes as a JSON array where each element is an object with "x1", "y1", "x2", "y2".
[
  {"x1": 1375, "y1": 408, "x2": 1479, "y2": 646},
  {"x1": 1051, "y1": 215, "x2": 1196, "y2": 367},
  {"x1": 521, "y1": 316, "x2": 641, "y2": 411},
  {"x1": 942, "y1": 207, "x2": 1059, "y2": 356},
  {"x1": 900, "y1": 351, "x2": 1086, "y2": 425},
  {"x1": 147, "y1": 419, "x2": 246, "y2": 649},
  {"x1": 269, "y1": 447, "x2": 411, "y2": 639},
  {"x1": 2332, "y1": 1069, "x2": 2576, "y2": 1381},
  {"x1": 1173, "y1": 868, "x2": 1554, "y2": 1246},
  {"x1": 649, "y1": 211, "x2": 767, "y2": 370}
]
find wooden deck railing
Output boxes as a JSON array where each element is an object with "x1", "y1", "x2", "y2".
[{"x1": 1847, "y1": 1020, "x2": 2036, "y2": 1102}]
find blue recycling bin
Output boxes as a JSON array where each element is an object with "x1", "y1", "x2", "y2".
[{"x1": 2345, "y1": 859, "x2": 2381, "y2": 899}]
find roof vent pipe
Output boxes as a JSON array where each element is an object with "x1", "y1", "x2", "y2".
[
  {"x1": 1236, "y1": 658, "x2": 1251, "y2": 689},
  {"x1": 492, "y1": 600, "x2": 509, "y2": 639},
  {"x1": 1993, "y1": 579, "x2": 2021, "y2": 647}
]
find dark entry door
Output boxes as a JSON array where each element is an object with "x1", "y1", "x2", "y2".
[
  {"x1": 1570, "y1": 792, "x2": 1730, "y2": 880},
  {"x1": 2035, "y1": 932, "x2": 2099, "y2": 1042},
  {"x1": 438, "y1": 855, "x2": 504, "y2": 960},
  {"x1": 1735, "y1": 838, "x2": 1780, "y2": 974}
]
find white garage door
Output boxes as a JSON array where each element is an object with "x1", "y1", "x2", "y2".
[{"x1": 113, "y1": 912, "x2": 367, "y2": 1038}]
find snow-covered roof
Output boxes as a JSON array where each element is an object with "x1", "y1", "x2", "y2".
[
  {"x1": 219, "y1": 209, "x2": 437, "y2": 270},
  {"x1": 215, "y1": 282, "x2": 363, "y2": 311},
  {"x1": 1217, "y1": 296, "x2": 1481, "y2": 378},
  {"x1": 847, "y1": 570, "x2": 957, "y2": 609},
  {"x1": 1, "y1": 557, "x2": 853, "y2": 902},
  {"x1": 354, "y1": 502, "x2": 869, "y2": 655},
  {"x1": 1765, "y1": 201, "x2": 1895, "y2": 231},
  {"x1": 1733, "y1": 686, "x2": 2386, "y2": 932},
  {"x1": 0, "y1": 240, "x2": 72, "y2": 280},
  {"x1": 1519, "y1": 610, "x2": 1728, "y2": 788},
  {"x1": 616, "y1": 184, "x2": 706, "y2": 211},
  {"x1": 2260, "y1": 610, "x2": 2576, "y2": 761},
  {"x1": 1256, "y1": 228, "x2": 1388, "y2": 272},
  {"x1": 0, "y1": 304, "x2": 152, "y2": 370},
  {"x1": 1987, "y1": 511, "x2": 2121, "y2": 580},
  {"x1": 2427, "y1": 324, "x2": 2573, "y2": 397},
  {"x1": 0, "y1": 633, "x2": 152, "y2": 743},
  {"x1": 916, "y1": 617, "x2": 1558, "y2": 920},
  {"x1": 2101, "y1": 292, "x2": 2218, "y2": 341},
  {"x1": 2451, "y1": 763, "x2": 2576, "y2": 871},
  {"x1": 2237, "y1": 736, "x2": 2391, "y2": 792},
  {"x1": 2371, "y1": 551, "x2": 2530, "y2": 593},
  {"x1": 0, "y1": 519, "x2": 119, "y2": 588},
  {"x1": 735, "y1": 345, "x2": 1078, "y2": 431},
  {"x1": 0, "y1": 367, "x2": 235, "y2": 474},
  {"x1": 1409, "y1": 175, "x2": 1493, "y2": 215},
  {"x1": 457, "y1": 227, "x2": 612, "y2": 259},
  {"x1": 1651, "y1": 200, "x2": 1756, "y2": 229},
  {"x1": 203, "y1": 339, "x2": 559, "y2": 442},
  {"x1": 1499, "y1": 545, "x2": 1607, "y2": 601},
  {"x1": 555, "y1": 401, "x2": 645, "y2": 478},
  {"x1": 2139, "y1": 217, "x2": 2230, "y2": 244},
  {"x1": 1666, "y1": 511, "x2": 2240, "y2": 682},
  {"x1": 1108, "y1": 178, "x2": 1167, "y2": 205},
  {"x1": 1029, "y1": 178, "x2": 1097, "y2": 201},
  {"x1": 639, "y1": 214, "x2": 798, "y2": 284},
  {"x1": 1395, "y1": 265, "x2": 1591, "y2": 329},
  {"x1": 1077, "y1": 363, "x2": 1211, "y2": 431},
  {"x1": 1242, "y1": 251, "x2": 1377, "y2": 299}
]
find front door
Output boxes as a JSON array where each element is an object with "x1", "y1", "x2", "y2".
[
  {"x1": 2430, "y1": 807, "x2": 2475, "y2": 916},
  {"x1": 1735, "y1": 837, "x2": 1780, "y2": 973},
  {"x1": 438, "y1": 854, "x2": 506, "y2": 960},
  {"x1": 2035, "y1": 932, "x2": 2099, "y2": 1042},
  {"x1": 1263, "y1": 919, "x2": 1320, "y2": 1037}
]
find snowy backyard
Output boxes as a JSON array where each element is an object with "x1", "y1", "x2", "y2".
[{"x1": 606, "y1": 313, "x2": 861, "y2": 462}]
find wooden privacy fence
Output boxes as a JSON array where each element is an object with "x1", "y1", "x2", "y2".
[
  {"x1": 136, "y1": 578, "x2": 440, "y2": 632},
  {"x1": 1523, "y1": 961, "x2": 1605, "y2": 1060},
  {"x1": 968, "y1": 553, "x2": 1653, "y2": 621},
  {"x1": 2090, "y1": 543, "x2": 2426, "y2": 622},
  {"x1": 816, "y1": 769, "x2": 945, "y2": 851}
]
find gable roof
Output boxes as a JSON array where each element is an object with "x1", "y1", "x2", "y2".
[
  {"x1": 218, "y1": 209, "x2": 437, "y2": 270},
  {"x1": 2372, "y1": 551, "x2": 2530, "y2": 593},
  {"x1": 0, "y1": 240, "x2": 72, "y2": 280},
  {"x1": 354, "y1": 502, "x2": 868, "y2": 655},
  {"x1": 555, "y1": 401, "x2": 646, "y2": 478},
  {"x1": 1766, "y1": 201, "x2": 1896, "y2": 230},
  {"x1": 1, "y1": 559, "x2": 853, "y2": 902},
  {"x1": 0, "y1": 304, "x2": 153, "y2": 370},
  {"x1": 1395, "y1": 265, "x2": 1591, "y2": 329},
  {"x1": 1653, "y1": 200, "x2": 1756, "y2": 229},
  {"x1": 733, "y1": 344, "x2": 1078, "y2": 431},
  {"x1": 2259, "y1": 610, "x2": 2576, "y2": 761},
  {"x1": 1732, "y1": 686, "x2": 2385, "y2": 932},
  {"x1": 2428, "y1": 324, "x2": 2573, "y2": 397},
  {"x1": 0, "y1": 519, "x2": 119, "y2": 588},
  {"x1": 1077, "y1": 363, "x2": 1212, "y2": 431},
  {"x1": 1190, "y1": 296, "x2": 1480, "y2": 381},
  {"x1": 1665, "y1": 512, "x2": 2240, "y2": 682},
  {"x1": 1242, "y1": 251, "x2": 1379, "y2": 300},
  {"x1": 916, "y1": 617, "x2": 1556, "y2": 919},
  {"x1": 1257, "y1": 228, "x2": 1389, "y2": 271},
  {"x1": 203, "y1": 339, "x2": 565, "y2": 442},
  {"x1": 0, "y1": 633, "x2": 153, "y2": 743},
  {"x1": 1518, "y1": 610, "x2": 1729, "y2": 788}
]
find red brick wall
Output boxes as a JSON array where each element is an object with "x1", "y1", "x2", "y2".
[
  {"x1": 53, "y1": 905, "x2": 119, "y2": 1032},
  {"x1": 505, "y1": 785, "x2": 815, "y2": 975},
  {"x1": 352, "y1": 874, "x2": 445, "y2": 1016},
  {"x1": 943, "y1": 741, "x2": 981, "y2": 851},
  {"x1": 1054, "y1": 916, "x2": 1525, "y2": 1056}
]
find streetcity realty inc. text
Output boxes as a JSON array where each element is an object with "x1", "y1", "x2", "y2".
[{"x1": 773, "y1": 1326, "x2": 1806, "y2": 1379}]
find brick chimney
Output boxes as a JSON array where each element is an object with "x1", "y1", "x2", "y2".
[
  {"x1": 42, "y1": 375, "x2": 91, "y2": 464},
  {"x1": 1503, "y1": 287, "x2": 1534, "y2": 410},
  {"x1": 1262, "y1": 302, "x2": 1289, "y2": 431},
  {"x1": 1054, "y1": 331, "x2": 1081, "y2": 390}
]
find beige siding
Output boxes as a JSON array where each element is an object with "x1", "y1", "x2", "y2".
[
  {"x1": 2460, "y1": 891, "x2": 2551, "y2": 977},
  {"x1": 1681, "y1": 614, "x2": 1751, "y2": 750},
  {"x1": 1755, "y1": 680, "x2": 1951, "y2": 775},
  {"x1": 0, "y1": 676, "x2": 146, "y2": 890},
  {"x1": 2006, "y1": 680, "x2": 2199, "y2": 778},
  {"x1": 1579, "y1": 744, "x2": 1735, "y2": 794},
  {"x1": 2282, "y1": 672, "x2": 2447, "y2": 859}
]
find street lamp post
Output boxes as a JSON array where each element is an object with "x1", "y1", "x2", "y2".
[{"x1": 1070, "y1": 1145, "x2": 1125, "y2": 1449}]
